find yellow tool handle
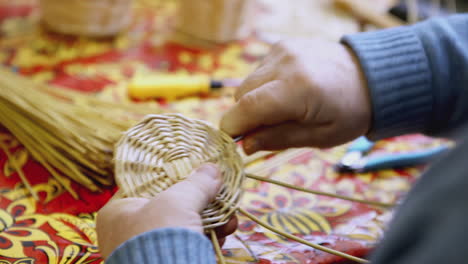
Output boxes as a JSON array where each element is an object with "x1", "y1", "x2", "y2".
[{"x1": 128, "y1": 75, "x2": 211, "y2": 100}]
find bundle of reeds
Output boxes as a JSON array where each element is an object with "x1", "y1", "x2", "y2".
[{"x1": 0, "y1": 68, "x2": 161, "y2": 199}]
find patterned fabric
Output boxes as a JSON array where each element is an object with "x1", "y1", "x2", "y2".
[{"x1": 0, "y1": 1, "x2": 447, "y2": 263}]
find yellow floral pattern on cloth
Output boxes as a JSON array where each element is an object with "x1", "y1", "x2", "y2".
[
  {"x1": 0, "y1": 134, "x2": 106, "y2": 263},
  {"x1": 0, "y1": 184, "x2": 99, "y2": 263},
  {"x1": 0, "y1": 1, "x2": 451, "y2": 263}
]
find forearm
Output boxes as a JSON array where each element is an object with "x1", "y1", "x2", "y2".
[
  {"x1": 106, "y1": 228, "x2": 216, "y2": 264},
  {"x1": 342, "y1": 15, "x2": 468, "y2": 140}
]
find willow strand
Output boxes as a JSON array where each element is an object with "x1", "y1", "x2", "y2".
[
  {"x1": 210, "y1": 229, "x2": 226, "y2": 264},
  {"x1": 0, "y1": 109, "x2": 79, "y2": 198},
  {"x1": 238, "y1": 208, "x2": 369, "y2": 263},
  {"x1": 245, "y1": 149, "x2": 311, "y2": 176},
  {"x1": 0, "y1": 141, "x2": 38, "y2": 200},
  {"x1": 247, "y1": 173, "x2": 395, "y2": 208},
  {"x1": 241, "y1": 150, "x2": 275, "y2": 166}
]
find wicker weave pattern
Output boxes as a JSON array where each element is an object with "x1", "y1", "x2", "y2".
[{"x1": 115, "y1": 114, "x2": 244, "y2": 229}]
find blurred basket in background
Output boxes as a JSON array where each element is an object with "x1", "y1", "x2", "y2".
[
  {"x1": 175, "y1": 0, "x2": 254, "y2": 44},
  {"x1": 40, "y1": 0, "x2": 134, "y2": 37}
]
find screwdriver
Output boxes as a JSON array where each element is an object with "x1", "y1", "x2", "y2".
[{"x1": 128, "y1": 74, "x2": 241, "y2": 100}]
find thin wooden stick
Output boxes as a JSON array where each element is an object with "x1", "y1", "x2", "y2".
[
  {"x1": 241, "y1": 150, "x2": 275, "y2": 166},
  {"x1": 234, "y1": 234, "x2": 258, "y2": 262},
  {"x1": 238, "y1": 208, "x2": 369, "y2": 263},
  {"x1": 246, "y1": 149, "x2": 310, "y2": 176},
  {"x1": 210, "y1": 229, "x2": 226, "y2": 264},
  {"x1": 0, "y1": 141, "x2": 38, "y2": 200},
  {"x1": 246, "y1": 174, "x2": 395, "y2": 208}
]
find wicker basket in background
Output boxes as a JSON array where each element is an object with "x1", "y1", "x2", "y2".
[
  {"x1": 176, "y1": 0, "x2": 254, "y2": 44},
  {"x1": 40, "y1": 0, "x2": 134, "y2": 37}
]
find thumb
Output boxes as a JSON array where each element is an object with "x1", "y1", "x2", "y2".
[
  {"x1": 220, "y1": 80, "x2": 304, "y2": 137},
  {"x1": 163, "y1": 163, "x2": 222, "y2": 213}
]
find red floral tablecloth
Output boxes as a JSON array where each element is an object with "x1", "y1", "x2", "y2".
[{"x1": 0, "y1": 1, "x2": 446, "y2": 263}]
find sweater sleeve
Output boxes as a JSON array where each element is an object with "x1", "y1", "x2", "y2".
[
  {"x1": 105, "y1": 228, "x2": 217, "y2": 264},
  {"x1": 342, "y1": 15, "x2": 468, "y2": 140}
]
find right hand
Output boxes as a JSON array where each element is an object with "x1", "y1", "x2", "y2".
[{"x1": 220, "y1": 38, "x2": 372, "y2": 154}]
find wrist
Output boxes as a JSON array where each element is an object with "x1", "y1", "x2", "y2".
[
  {"x1": 342, "y1": 27, "x2": 433, "y2": 139},
  {"x1": 106, "y1": 228, "x2": 216, "y2": 263},
  {"x1": 343, "y1": 44, "x2": 372, "y2": 136}
]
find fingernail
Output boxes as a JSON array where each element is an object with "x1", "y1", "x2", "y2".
[
  {"x1": 197, "y1": 163, "x2": 220, "y2": 179},
  {"x1": 243, "y1": 137, "x2": 259, "y2": 155},
  {"x1": 220, "y1": 112, "x2": 241, "y2": 137},
  {"x1": 219, "y1": 118, "x2": 234, "y2": 135}
]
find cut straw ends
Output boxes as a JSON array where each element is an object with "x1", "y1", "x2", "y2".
[{"x1": 0, "y1": 68, "x2": 161, "y2": 198}]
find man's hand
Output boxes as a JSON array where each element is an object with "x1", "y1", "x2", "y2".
[
  {"x1": 221, "y1": 38, "x2": 371, "y2": 154},
  {"x1": 97, "y1": 164, "x2": 238, "y2": 259}
]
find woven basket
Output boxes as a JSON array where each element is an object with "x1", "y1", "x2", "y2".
[
  {"x1": 114, "y1": 114, "x2": 245, "y2": 229},
  {"x1": 175, "y1": 0, "x2": 254, "y2": 43},
  {"x1": 40, "y1": 0, "x2": 133, "y2": 37}
]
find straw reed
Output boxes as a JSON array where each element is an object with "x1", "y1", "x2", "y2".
[
  {"x1": 40, "y1": 0, "x2": 134, "y2": 37},
  {"x1": 0, "y1": 68, "x2": 160, "y2": 199}
]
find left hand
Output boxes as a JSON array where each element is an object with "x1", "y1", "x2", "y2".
[{"x1": 96, "y1": 164, "x2": 238, "y2": 259}]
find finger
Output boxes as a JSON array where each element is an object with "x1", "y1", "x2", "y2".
[
  {"x1": 96, "y1": 197, "x2": 149, "y2": 258},
  {"x1": 161, "y1": 163, "x2": 222, "y2": 213},
  {"x1": 234, "y1": 42, "x2": 292, "y2": 101},
  {"x1": 256, "y1": 40, "x2": 290, "y2": 68},
  {"x1": 215, "y1": 215, "x2": 238, "y2": 238},
  {"x1": 221, "y1": 81, "x2": 306, "y2": 137},
  {"x1": 234, "y1": 64, "x2": 276, "y2": 101},
  {"x1": 242, "y1": 121, "x2": 337, "y2": 154}
]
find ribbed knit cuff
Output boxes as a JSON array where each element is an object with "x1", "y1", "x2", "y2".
[
  {"x1": 107, "y1": 228, "x2": 216, "y2": 264},
  {"x1": 342, "y1": 27, "x2": 433, "y2": 140}
]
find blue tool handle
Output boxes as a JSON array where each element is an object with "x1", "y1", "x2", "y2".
[
  {"x1": 363, "y1": 146, "x2": 450, "y2": 171},
  {"x1": 347, "y1": 136, "x2": 375, "y2": 153}
]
